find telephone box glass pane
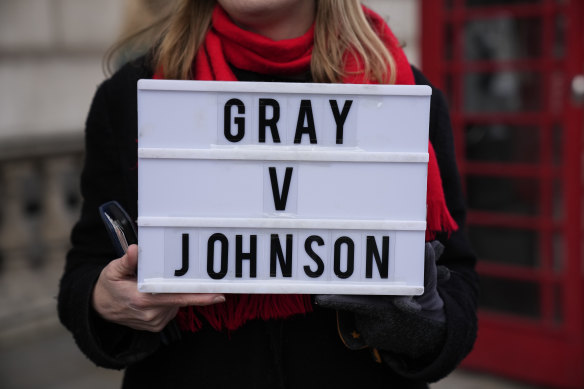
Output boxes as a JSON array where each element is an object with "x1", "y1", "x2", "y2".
[
  {"x1": 554, "y1": 14, "x2": 566, "y2": 58},
  {"x1": 469, "y1": 226, "x2": 539, "y2": 267},
  {"x1": 553, "y1": 283, "x2": 563, "y2": 323},
  {"x1": 465, "y1": 124, "x2": 540, "y2": 163},
  {"x1": 467, "y1": 176, "x2": 540, "y2": 216},
  {"x1": 464, "y1": 17, "x2": 542, "y2": 60},
  {"x1": 445, "y1": 23, "x2": 454, "y2": 60},
  {"x1": 479, "y1": 275, "x2": 540, "y2": 318},
  {"x1": 464, "y1": 71, "x2": 541, "y2": 113},
  {"x1": 552, "y1": 124, "x2": 563, "y2": 166}
]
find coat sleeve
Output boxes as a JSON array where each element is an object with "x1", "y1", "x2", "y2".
[
  {"x1": 57, "y1": 60, "x2": 161, "y2": 369},
  {"x1": 385, "y1": 67, "x2": 479, "y2": 382}
]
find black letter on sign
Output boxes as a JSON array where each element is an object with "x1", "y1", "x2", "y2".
[
  {"x1": 365, "y1": 236, "x2": 389, "y2": 279},
  {"x1": 224, "y1": 98, "x2": 245, "y2": 142},
  {"x1": 294, "y1": 100, "x2": 317, "y2": 144},
  {"x1": 236, "y1": 235, "x2": 257, "y2": 278},
  {"x1": 334, "y1": 236, "x2": 354, "y2": 279},
  {"x1": 270, "y1": 234, "x2": 293, "y2": 277},
  {"x1": 207, "y1": 233, "x2": 228, "y2": 280},
  {"x1": 259, "y1": 98, "x2": 281, "y2": 143},
  {"x1": 174, "y1": 233, "x2": 190, "y2": 277},
  {"x1": 329, "y1": 100, "x2": 353, "y2": 144},
  {"x1": 268, "y1": 167, "x2": 293, "y2": 211},
  {"x1": 304, "y1": 235, "x2": 325, "y2": 278}
]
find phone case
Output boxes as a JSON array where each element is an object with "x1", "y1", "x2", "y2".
[{"x1": 98, "y1": 201, "x2": 138, "y2": 257}]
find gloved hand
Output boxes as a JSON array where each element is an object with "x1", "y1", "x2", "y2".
[{"x1": 314, "y1": 241, "x2": 449, "y2": 359}]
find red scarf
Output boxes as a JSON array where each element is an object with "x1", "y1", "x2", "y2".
[{"x1": 155, "y1": 5, "x2": 457, "y2": 333}]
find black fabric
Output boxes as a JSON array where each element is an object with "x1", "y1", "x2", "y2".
[
  {"x1": 57, "y1": 56, "x2": 478, "y2": 388},
  {"x1": 314, "y1": 242, "x2": 448, "y2": 360}
]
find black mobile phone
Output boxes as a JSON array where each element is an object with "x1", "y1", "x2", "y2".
[
  {"x1": 98, "y1": 201, "x2": 138, "y2": 257},
  {"x1": 98, "y1": 201, "x2": 181, "y2": 344}
]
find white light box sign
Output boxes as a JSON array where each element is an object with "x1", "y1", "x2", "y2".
[{"x1": 137, "y1": 80, "x2": 431, "y2": 295}]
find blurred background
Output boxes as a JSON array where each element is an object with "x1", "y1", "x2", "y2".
[{"x1": 0, "y1": 0, "x2": 582, "y2": 388}]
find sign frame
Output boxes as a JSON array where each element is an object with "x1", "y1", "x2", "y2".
[{"x1": 137, "y1": 80, "x2": 431, "y2": 296}]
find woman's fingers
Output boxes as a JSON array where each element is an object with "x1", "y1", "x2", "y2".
[
  {"x1": 142, "y1": 293, "x2": 226, "y2": 308},
  {"x1": 92, "y1": 245, "x2": 226, "y2": 332}
]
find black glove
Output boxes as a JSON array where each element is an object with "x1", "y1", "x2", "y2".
[{"x1": 314, "y1": 241, "x2": 449, "y2": 360}]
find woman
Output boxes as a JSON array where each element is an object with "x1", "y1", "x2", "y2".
[{"x1": 58, "y1": 1, "x2": 478, "y2": 388}]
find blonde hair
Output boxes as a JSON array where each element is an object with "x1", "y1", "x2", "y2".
[
  {"x1": 313, "y1": 0, "x2": 396, "y2": 84},
  {"x1": 110, "y1": 0, "x2": 396, "y2": 84}
]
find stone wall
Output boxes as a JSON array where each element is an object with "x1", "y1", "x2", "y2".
[
  {"x1": 0, "y1": 0, "x2": 125, "y2": 141},
  {"x1": 0, "y1": 0, "x2": 126, "y2": 338}
]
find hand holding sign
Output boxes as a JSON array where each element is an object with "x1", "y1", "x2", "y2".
[
  {"x1": 92, "y1": 244, "x2": 226, "y2": 332},
  {"x1": 314, "y1": 242, "x2": 448, "y2": 359}
]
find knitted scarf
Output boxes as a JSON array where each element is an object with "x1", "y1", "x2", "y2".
[{"x1": 155, "y1": 5, "x2": 458, "y2": 333}]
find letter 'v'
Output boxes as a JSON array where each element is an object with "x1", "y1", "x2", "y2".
[{"x1": 268, "y1": 167, "x2": 293, "y2": 211}]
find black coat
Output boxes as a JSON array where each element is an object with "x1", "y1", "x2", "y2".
[{"x1": 58, "y1": 56, "x2": 478, "y2": 389}]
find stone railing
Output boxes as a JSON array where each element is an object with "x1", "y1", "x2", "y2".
[{"x1": 0, "y1": 133, "x2": 84, "y2": 338}]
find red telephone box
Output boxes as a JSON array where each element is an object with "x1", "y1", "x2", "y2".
[{"x1": 421, "y1": 0, "x2": 584, "y2": 387}]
